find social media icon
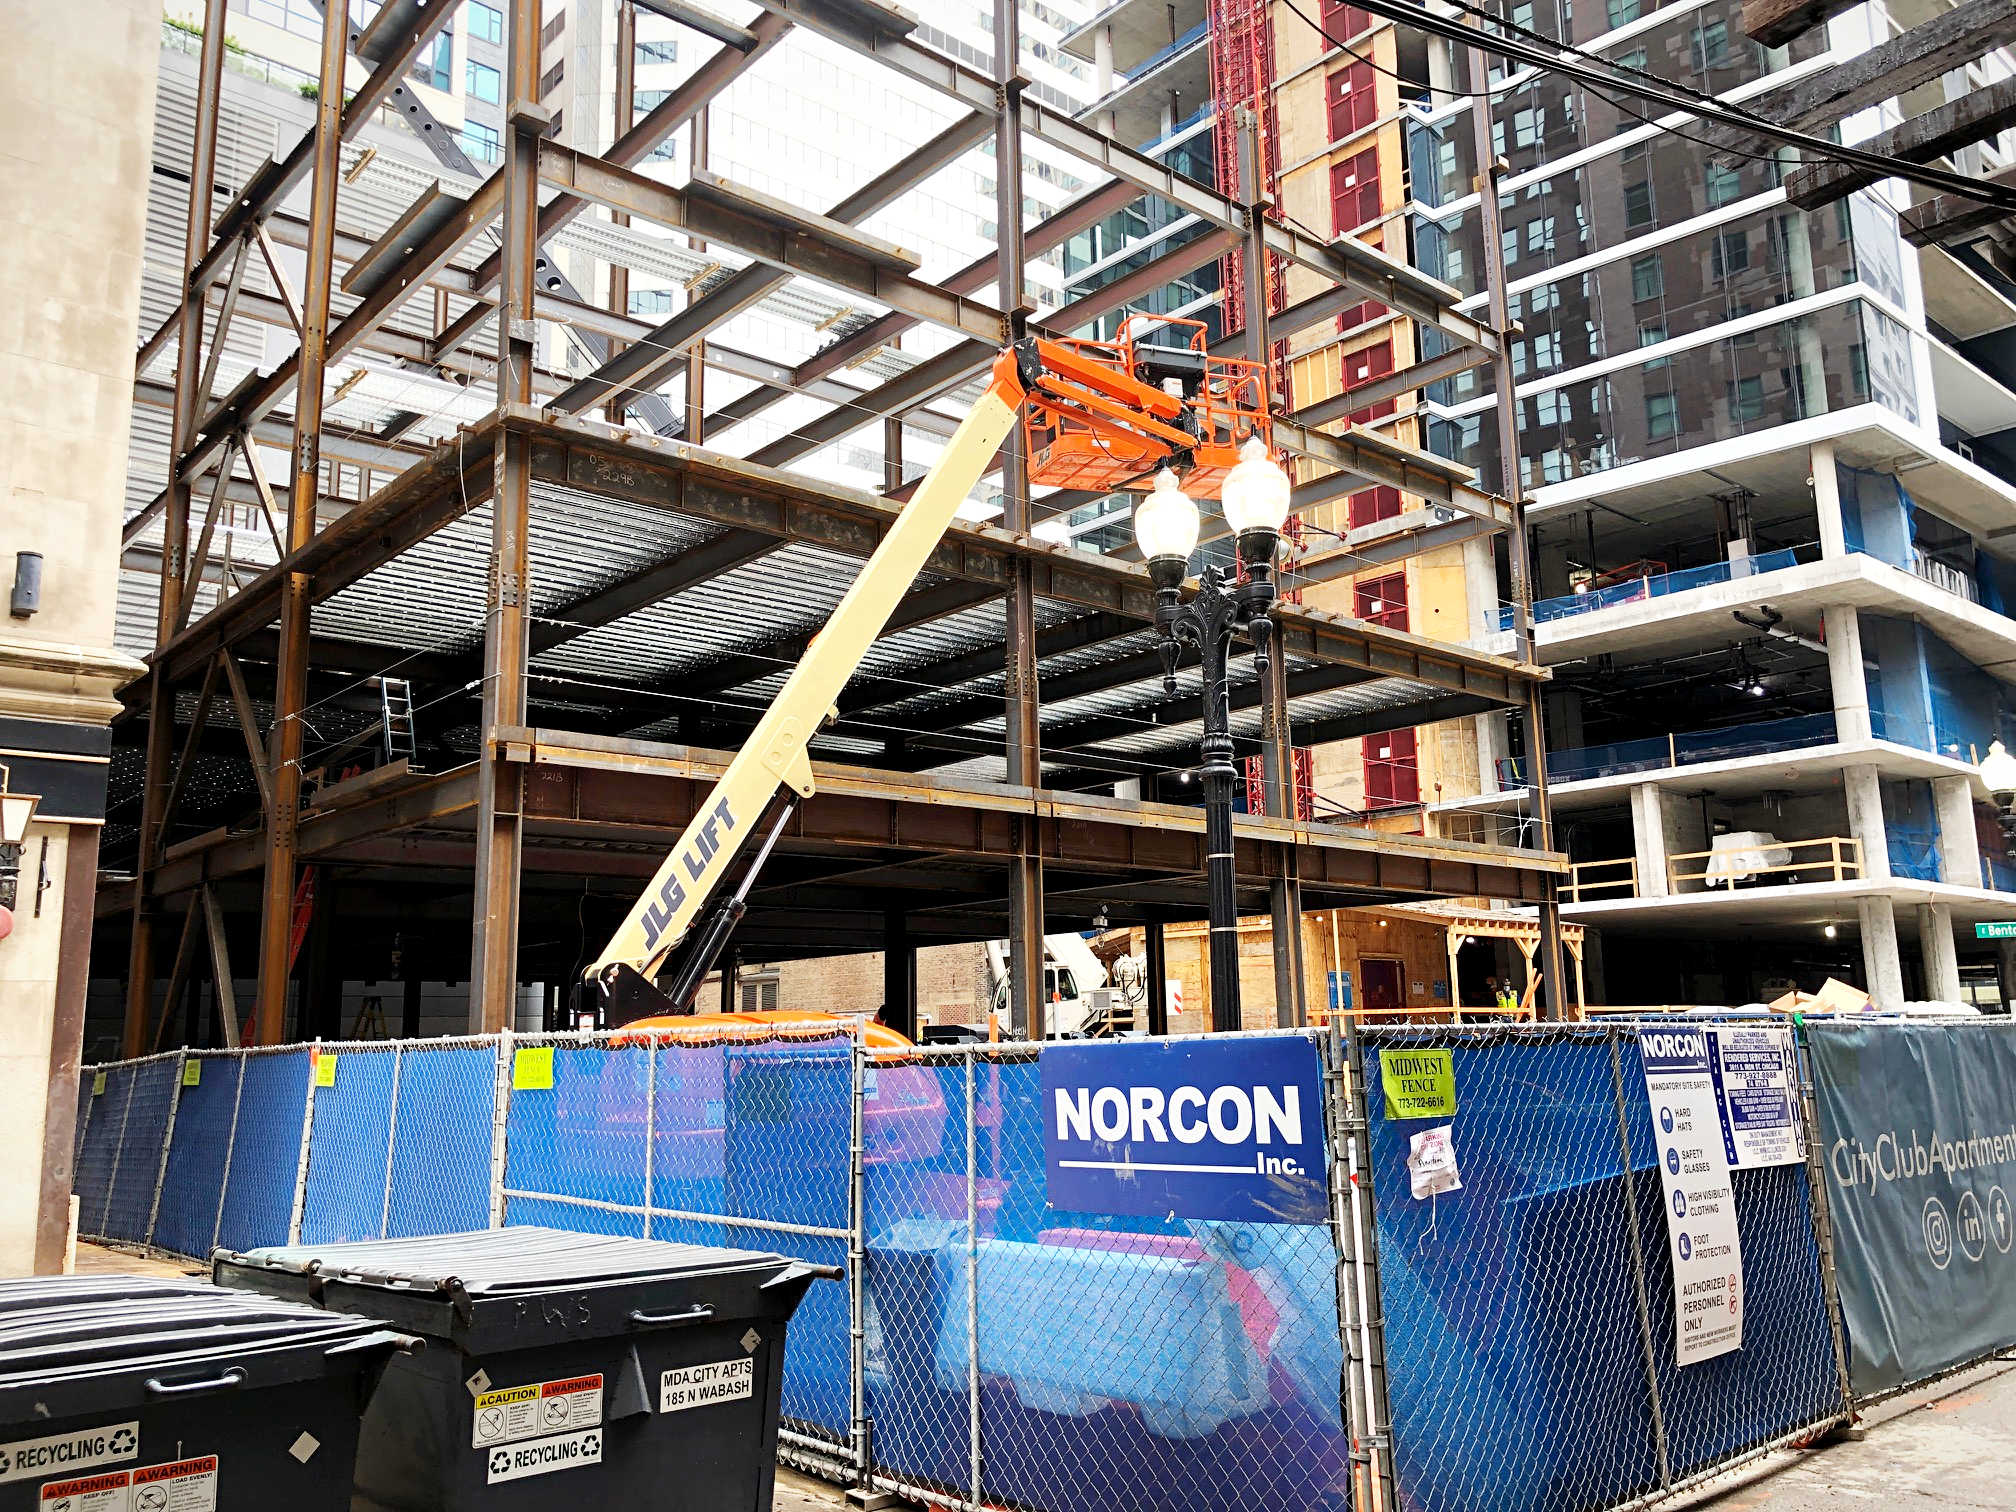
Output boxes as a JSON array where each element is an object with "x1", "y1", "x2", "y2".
[{"x1": 1924, "y1": 1196, "x2": 1953, "y2": 1271}]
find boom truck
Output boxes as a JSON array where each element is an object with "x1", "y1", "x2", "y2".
[{"x1": 574, "y1": 318, "x2": 1278, "y2": 1027}]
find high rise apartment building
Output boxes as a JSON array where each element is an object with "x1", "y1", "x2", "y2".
[{"x1": 1063, "y1": 0, "x2": 2016, "y2": 1010}]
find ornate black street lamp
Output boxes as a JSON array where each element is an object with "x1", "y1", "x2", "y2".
[
  {"x1": 1132, "y1": 438, "x2": 1293, "y2": 1032},
  {"x1": 1982, "y1": 739, "x2": 2016, "y2": 857}
]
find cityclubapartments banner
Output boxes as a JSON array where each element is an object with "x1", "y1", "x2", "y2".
[{"x1": 1807, "y1": 1020, "x2": 2016, "y2": 1393}]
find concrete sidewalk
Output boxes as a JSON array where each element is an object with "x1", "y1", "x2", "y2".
[{"x1": 1674, "y1": 1359, "x2": 2016, "y2": 1511}]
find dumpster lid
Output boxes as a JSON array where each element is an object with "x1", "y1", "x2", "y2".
[
  {"x1": 0, "y1": 1276, "x2": 403, "y2": 1388},
  {"x1": 217, "y1": 1227, "x2": 813, "y2": 1298}
]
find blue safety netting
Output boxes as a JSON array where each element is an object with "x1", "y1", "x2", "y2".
[
  {"x1": 385, "y1": 1043, "x2": 497, "y2": 1237},
  {"x1": 153, "y1": 1054, "x2": 245, "y2": 1258},
  {"x1": 72, "y1": 1062, "x2": 135, "y2": 1239},
  {"x1": 1362, "y1": 1028, "x2": 1838, "y2": 1512},
  {"x1": 216, "y1": 1049, "x2": 312, "y2": 1254},
  {"x1": 862, "y1": 1046, "x2": 1349, "y2": 1512},
  {"x1": 299, "y1": 1046, "x2": 401, "y2": 1245}
]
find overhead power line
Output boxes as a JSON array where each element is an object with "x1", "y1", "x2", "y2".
[{"x1": 1290, "y1": 0, "x2": 2016, "y2": 212}]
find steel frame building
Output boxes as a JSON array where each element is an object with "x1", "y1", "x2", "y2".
[{"x1": 108, "y1": 0, "x2": 1564, "y2": 1054}]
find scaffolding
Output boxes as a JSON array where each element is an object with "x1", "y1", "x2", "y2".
[{"x1": 112, "y1": 0, "x2": 1565, "y2": 1054}]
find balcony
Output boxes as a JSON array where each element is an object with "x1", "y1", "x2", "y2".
[
  {"x1": 1495, "y1": 547, "x2": 1808, "y2": 631},
  {"x1": 1497, "y1": 712, "x2": 1840, "y2": 790},
  {"x1": 1564, "y1": 836, "x2": 1865, "y2": 902}
]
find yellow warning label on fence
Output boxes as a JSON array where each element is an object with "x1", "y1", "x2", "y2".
[
  {"x1": 314, "y1": 1053, "x2": 338, "y2": 1088},
  {"x1": 1381, "y1": 1048, "x2": 1456, "y2": 1120},
  {"x1": 182, "y1": 1060, "x2": 201, "y2": 1087},
  {"x1": 513, "y1": 1046, "x2": 554, "y2": 1091},
  {"x1": 92, "y1": 1072, "x2": 106, "y2": 1096}
]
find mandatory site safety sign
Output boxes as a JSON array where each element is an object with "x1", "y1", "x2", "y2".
[{"x1": 1641, "y1": 1027, "x2": 1746, "y2": 1366}]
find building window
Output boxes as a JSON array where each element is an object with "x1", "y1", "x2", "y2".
[
  {"x1": 1355, "y1": 571, "x2": 1408, "y2": 628},
  {"x1": 466, "y1": 59, "x2": 502, "y2": 104},
  {"x1": 1511, "y1": 105, "x2": 1543, "y2": 148},
  {"x1": 1605, "y1": 0, "x2": 1641, "y2": 23},
  {"x1": 1347, "y1": 485, "x2": 1402, "y2": 531},
  {"x1": 468, "y1": 2, "x2": 503, "y2": 45},
  {"x1": 1691, "y1": 18, "x2": 1730, "y2": 69},
  {"x1": 410, "y1": 31, "x2": 453, "y2": 91},
  {"x1": 1615, "y1": 44, "x2": 1647, "y2": 71},
  {"x1": 635, "y1": 87, "x2": 672, "y2": 115},
  {"x1": 1646, "y1": 391, "x2": 1679, "y2": 439},
  {"x1": 541, "y1": 7, "x2": 566, "y2": 46},
  {"x1": 1624, "y1": 179, "x2": 1654, "y2": 228},
  {"x1": 1525, "y1": 216, "x2": 1556, "y2": 256},
  {"x1": 1336, "y1": 299, "x2": 1379, "y2": 334},
  {"x1": 1713, "y1": 228, "x2": 1751, "y2": 279},
  {"x1": 1343, "y1": 339, "x2": 1397, "y2": 425},
  {"x1": 539, "y1": 58, "x2": 565, "y2": 95},
  {"x1": 637, "y1": 38, "x2": 679, "y2": 64},
  {"x1": 1533, "y1": 389, "x2": 1572, "y2": 426},
  {"x1": 1500, "y1": 225, "x2": 1519, "y2": 266},
  {"x1": 1364, "y1": 726, "x2": 1420, "y2": 807},
  {"x1": 738, "y1": 976, "x2": 780, "y2": 1012},
  {"x1": 456, "y1": 121, "x2": 501, "y2": 163},
  {"x1": 1638, "y1": 322, "x2": 1668, "y2": 368},
  {"x1": 1705, "y1": 160, "x2": 1742, "y2": 206},
  {"x1": 1728, "y1": 374, "x2": 1766, "y2": 421},
  {"x1": 1329, "y1": 148, "x2": 1381, "y2": 234},
  {"x1": 629, "y1": 287, "x2": 674, "y2": 316},
  {"x1": 1631, "y1": 252, "x2": 1664, "y2": 301},
  {"x1": 1321, "y1": 1, "x2": 1372, "y2": 38},
  {"x1": 1531, "y1": 331, "x2": 1561, "y2": 369},
  {"x1": 1327, "y1": 59, "x2": 1378, "y2": 141}
]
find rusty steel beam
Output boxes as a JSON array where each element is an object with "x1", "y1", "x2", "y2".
[
  {"x1": 701, "y1": 176, "x2": 1145, "y2": 440},
  {"x1": 124, "y1": 0, "x2": 231, "y2": 1061},
  {"x1": 468, "y1": 1, "x2": 546, "y2": 1033},
  {"x1": 252, "y1": 1, "x2": 350, "y2": 1048},
  {"x1": 550, "y1": 111, "x2": 994, "y2": 416}
]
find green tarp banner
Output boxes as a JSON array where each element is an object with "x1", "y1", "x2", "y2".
[{"x1": 1808, "y1": 1020, "x2": 2016, "y2": 1393}]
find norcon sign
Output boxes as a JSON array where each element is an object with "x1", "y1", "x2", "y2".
[{"x1": 1042, "y1": 1037, "x2": 1328, "y2": 1224}]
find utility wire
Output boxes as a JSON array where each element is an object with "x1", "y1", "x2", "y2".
[{"x1": 1286, "y1": 0, "x2": 2016, "y2": 209}]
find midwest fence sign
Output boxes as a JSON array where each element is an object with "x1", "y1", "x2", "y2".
[{"x1": 1041, "y1": 1035, "x2": 1329, "y2": 1223}]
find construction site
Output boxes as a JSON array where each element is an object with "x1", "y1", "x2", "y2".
[
  {"x1": 12, "y1": 1, "x2": 2016, "y2": 1510},
  {"x1": 78, "y1": 0, "x2": 1573, "y2": 1064}
]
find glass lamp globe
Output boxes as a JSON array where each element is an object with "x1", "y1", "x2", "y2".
[
  {"x1": 1133, "y1": 469, "x2": 1200, "y2": 585},
  {"x1": 1221, "y1": 437, "x2": 1292, "y2": 540},
  {"x1": 0, "y1": 786, "x2": 37, "y2": 846},
  {"x1": 1983, "y1": 739, "x2": 2016, "y2": 797}
]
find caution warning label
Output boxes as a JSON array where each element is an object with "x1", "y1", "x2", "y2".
[
  {"x1": 40, "y1": 1456, "x2": 218, "y2": 1512},
  {"x1": 471, "y1": 1374, "x2": 603, "y2": 1448},
  {"x1": 483, "y1": 1429, "x2": 601, "y2": 1485}
]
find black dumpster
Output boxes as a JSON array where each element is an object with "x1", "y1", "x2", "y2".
[
  {"x1": 0, "y1": 1275, "x2": 411, "y2": 1512},
  {"x1": 212, "y1": 1228, "x2": 834, "y2": 1512}
]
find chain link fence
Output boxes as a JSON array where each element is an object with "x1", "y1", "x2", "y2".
[
  {"x1": 78, "y1": 1017, "x2": 2016, "y2": 1512},
  {"x1": 859, "y1": 1036, "x2": 1355, "y2": 1512}
]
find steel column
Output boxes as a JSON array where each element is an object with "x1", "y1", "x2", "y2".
[
  {"x1": 1143, "y1": 920, "x2": 1169, "y2": 1034},
  {"x1": 606, "y1": 1, "x2": 635, "y2": 424},
  {"x1": 252, "y1": 0, "x2": 347, "y2": 1046},
  {"x1": 1466, "y1": 40, "x2": 1567, "y2": 1018},
  {"x1": 468, "y1": 0, "x2": 542, "y2": 1031},
  {"x1": 125, "y1": 0, "x2": 230, "y2": 1059},
  {"x1": 1241, "y1": 107, "x2": 1306, "y2": 1030},
  {"x1": 995, "y1": 0, "x2": 1045, "y2": 1043},
  {"x1": 882, "y1": 906, "x2": 916, "y2": 1042}
]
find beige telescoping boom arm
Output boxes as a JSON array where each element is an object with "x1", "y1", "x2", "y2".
[{"x1": 578, "y1": 331, "x2": 1275, "y2": 1024}]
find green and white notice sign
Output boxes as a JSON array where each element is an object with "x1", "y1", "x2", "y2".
[{"x1": 1381, "y1": 1048, "x2": 1457, "y2": 1120}]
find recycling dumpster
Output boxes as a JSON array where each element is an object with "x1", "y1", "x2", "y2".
[
  {"x1": 212, "y1": 1227, "x2": 835, "y2": 1512},
  {"x1": 0, "y1": 1275, "x2": 411, "y2": 1512}
]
